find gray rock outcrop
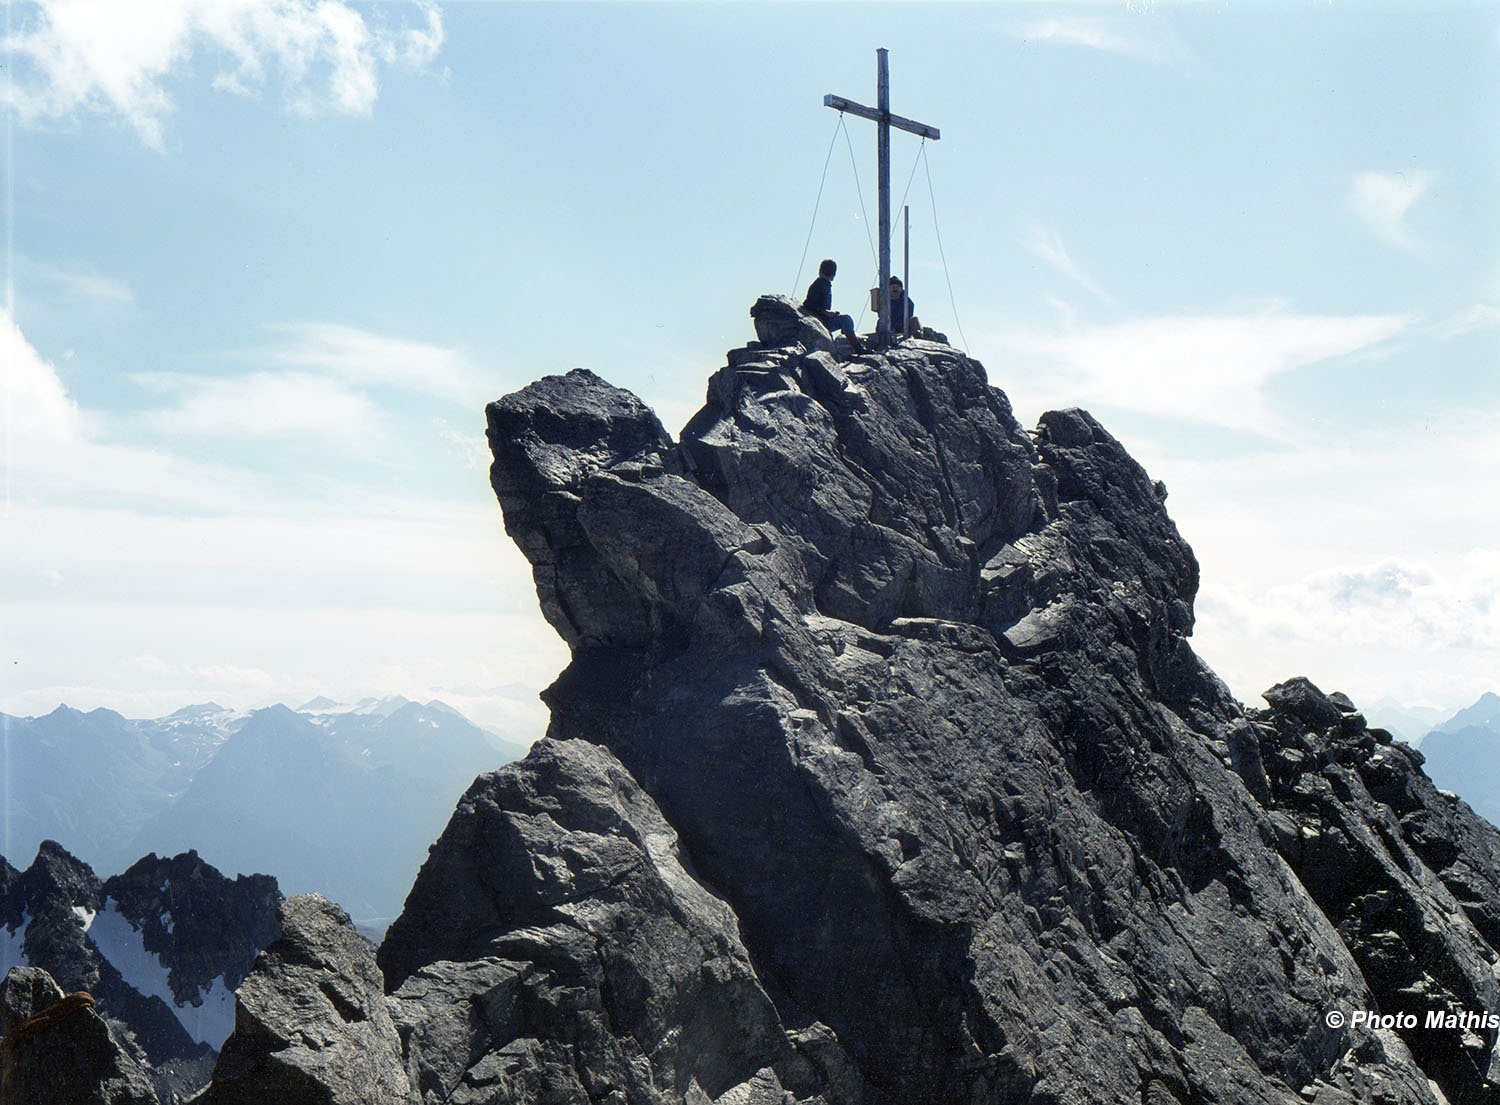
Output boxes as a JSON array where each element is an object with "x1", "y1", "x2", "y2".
[
  {"x1": 196, "y1": 894, "x2": 415, "y2": 1105},
  {"x1": 380, "y1": 737, "x2": 853, "y2": 1105},
  {"x1": 750, "y1": 294, "x2": 835, "y2": 353},
  {"x1": 372, "y1": 302, "x2": 1500, "y2": 1105},
  {"x1": 190, "y1": 297, "x2": 1500, "y2": 1104},
  {"x1": 1250, "y1": 678, "x2": 1500, "y2": 1104}
]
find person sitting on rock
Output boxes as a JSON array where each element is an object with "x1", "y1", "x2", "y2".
[
  {"x1": 888, "y1": 276, "x2": 918, "y2": 339},
  {"x1": 803, "y1": 259, "x2": 865, "y2": 354}
]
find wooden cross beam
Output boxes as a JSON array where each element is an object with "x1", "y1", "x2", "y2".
[{"x1": 825, "y1": 48, "x2": 940, "y2": 341}]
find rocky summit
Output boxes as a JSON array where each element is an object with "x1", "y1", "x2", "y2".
[{"x1": 135, "y1": 299, "x2": 1500, "y2": 1103}]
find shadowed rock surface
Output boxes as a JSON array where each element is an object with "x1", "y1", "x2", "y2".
[
  {"x1": 193, "y1": 300, "x2": 1500, "y2": 1104},
  {"x1": 0, "y1": 965, "x2": 160, "y2": 1105}
]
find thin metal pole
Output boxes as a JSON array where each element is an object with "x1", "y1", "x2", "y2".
[{"x1": 903, "y1": 205, "x2": 911, "y2": 338}]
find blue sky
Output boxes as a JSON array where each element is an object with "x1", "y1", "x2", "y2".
[{"x1": 3, "y1": 0, "x2": 1496, "y2": 739}]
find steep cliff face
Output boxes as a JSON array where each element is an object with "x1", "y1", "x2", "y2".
[
  {"x1": 198, "y1": 297, "x2": 1500, "y2": 1105},
  {"x1": 371, "y1": 303, "x2": 1500, "y2": 1104}
]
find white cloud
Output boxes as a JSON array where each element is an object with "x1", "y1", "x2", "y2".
[
  {"x1": 435, "y1": 417, "x2": 493, "y2": 474},
  {"x1": 1154, "y1": 407, "x2": 1500, "y2": 575},
  {"x1": 1, "y1": 306, "x2": 562, "y2": 735},
  {"x1": 2, "y1": 309, "x2": 87, "y2": 445},
  {"x1": 1351, "y1": 170, "x2": 1434, "y2": 253},
  {"x1": 126, "y1": 322, "x2": 481, "y2": 445},
  {"x1": 139, "y1": 369, "x2": 381, "y2": 441},
  {"x1": 994, "y1": 307, "x2": 1409, "y2": 433},
  {"x1": 37, "y1": 262, "x2": 134, "y2": 312},
  {"x1": 1264, "y1": 554, "x2": 1497, "y2": 653},
  {"x1": 1129, "y1": 402, "x2": 1500, "y2": 714},
  {"x1": 1430, "y1": 303, "x2": 1500, "y2": 341},
  {"x1": 1, "y1": 307, "x2": 315, "y2": 523},
  {"x1": 1009, "y1": 12, "x2": 1196, "y2": 66},
  {"x1": 1, "y1": 0, "x2": 444, "y2": 148},
  {"x1": 1194, "y1": 550, "x2": 1500, "y2": 712},
  {"x1": 265, "y1": 323, "x2": 483, "y2": 404}
]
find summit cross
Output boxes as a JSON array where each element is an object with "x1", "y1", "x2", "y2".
[{"x1": 824, "y1": 48, "x2": 940, "y2": 342}]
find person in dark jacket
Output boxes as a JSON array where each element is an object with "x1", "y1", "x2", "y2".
[
  {"x1": 803, "y1": 259, "x2": 865, "y2": 354},
  {"x1": 888, "y1": 276, "x2": 917, "y2": 338}
]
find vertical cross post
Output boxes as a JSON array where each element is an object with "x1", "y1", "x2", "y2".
[
  {"x1": 877, "y1": 49, "x2": 891, "y2": 339},
  {"x1": 825, "y1": 50, "x2": 939, "y2": 344}
]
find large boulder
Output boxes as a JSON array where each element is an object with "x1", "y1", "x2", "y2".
[
  {"x1": 196, "y1": 895, "x2": 415, "y2": 1105},
  {"x1": 748, "y1": 294, "x2": 834, "y2": 352},
  {"x1": 381, "y1": 738, "x2": 839, "y2": 1104}
]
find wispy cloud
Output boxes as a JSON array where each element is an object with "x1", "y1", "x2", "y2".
[
  {"x1": 1022, "y1": 223, "x2": 1119, "y2": 309},
  {"x1": 991, "y1": 307, "x2": 1409, "y2": 433},
  {"x1": 3, "y1": 307, "x2": 294, "y2": 513},
  {"x1": 1430, "y1": 303, "x2": 1500, "y2": 341},
  {"x1": 2, "y1": 305, "x2": 563, "y2": 733},
  {"x1": 265, "y1": 322, "x2": 483, "y2": 404},
  {"x1": 138, "y1": 370, "x2": 382, "y2": 441},
  {"x1": 1139, "y1": 404, "x2": 1500, "y2": 710},
  {"x1": 32, "y1": 261, "x2": 135, "y2": 313},
  {"x1": 1283, "y1": 554, "x2": 1499, "y2": 652},
  {"x1": 128, "y1": 322, "x2": 480, "y2": 444},
  {"x1": 1007, "y1": 11, "x2": 1197, "y2": 66},
  {"x1": 1, "y1": 0, "x2": 444, "y2": 148},
  {"x1": 1351, "y1": 170, "x2": 1434, "y2": 253}
]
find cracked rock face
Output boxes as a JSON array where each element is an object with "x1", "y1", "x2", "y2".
[
  {"x1": 374, "y1": 308, "x2": 1500, "y2": 1104},
  {"x1": 380, "y1": 738, "x2": 832, "y2": 1105}
]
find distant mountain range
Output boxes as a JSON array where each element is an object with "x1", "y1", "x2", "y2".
[
  {"x1": 0, "y1": 697, "x2": 531, "y2": 925},
  {"x1": 1, "y1": 841, "x2": 281, "y2": 1100},
  {"x1": 1363, "y1": 697, "x2": 1452, "y2": 744},
  {"x1": 1414, "y1": 692, "x2": 1500, "y2": 826}
]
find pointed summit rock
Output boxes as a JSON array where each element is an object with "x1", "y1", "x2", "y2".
[
  {"x1": 367, "y1": 300, "x2": 1500, "y2": 1104},
  {"x1": 198, "y1": 894, "x2": 415, "y2": 1105}
]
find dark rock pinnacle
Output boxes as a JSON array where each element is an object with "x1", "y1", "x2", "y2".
[
  {"x1": 383, "y1": 303, "x2": 1500, "y2": 1104},
  {"x1": 194, "y1": 297, "x2": 1500, "y2": 1105}
]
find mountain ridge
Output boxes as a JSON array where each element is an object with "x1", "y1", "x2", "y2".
[
  {"x1": 1, "y1": 696, "x2": 530, "y2": 923},
  {"x1": 0, "y1": 840, "x2": 282, "y2": 1102}
]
